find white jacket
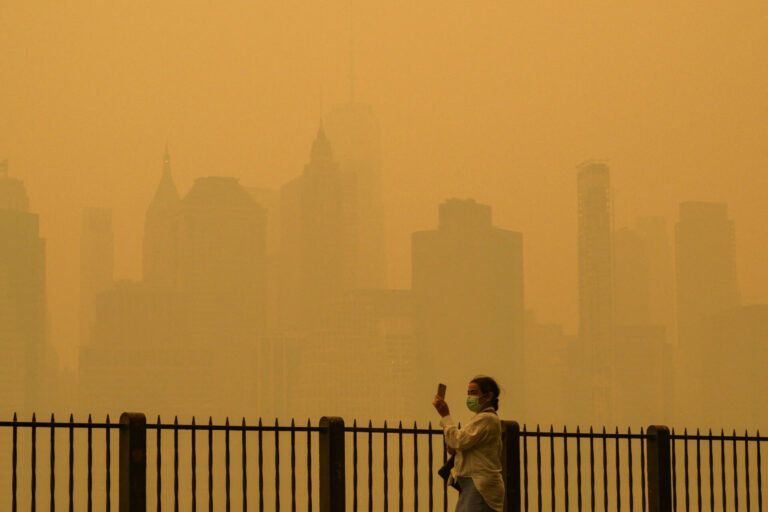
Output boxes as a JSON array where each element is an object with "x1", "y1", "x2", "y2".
[{"x1": 440, "y1": 408, "x2": 504, "y2": 512}]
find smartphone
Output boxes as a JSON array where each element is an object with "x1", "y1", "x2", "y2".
[{"x1": 437, "y1": 383, "x2": 447, "y2": 400}]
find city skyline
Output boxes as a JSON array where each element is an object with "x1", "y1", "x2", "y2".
[
  {"x1": 1, "y1": 2, "x2": 767, "y2": 510},
  {"x1": 7, "y1": 133, "x2": 764, "y2": 374},
  {"x1": 3, "y1": 1, "x2": 767, "y2": 376},
  {"x1": 3, "y1": 137, "x2": 766, "y2": 428},
  {"x1": 0, "y1": 1, "x2": 766, "y2": 431}
]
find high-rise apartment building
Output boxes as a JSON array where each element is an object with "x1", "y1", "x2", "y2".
[
  {"x1": 577, "y1": 161, "x2": 613, "y2": 422},
  {"x1": 0, "y1": 162, "x2": 46, "y2": 411},
  {"x1": 412, "y1": 199, "x2": 524, "y2": 415},
  {"x1": 80, "y1": 207, "x2": 114, "y2": 345}
]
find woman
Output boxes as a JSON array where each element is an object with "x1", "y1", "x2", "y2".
[{"x1": 432, "y1": 376, "x2": 504, "y2": 512}]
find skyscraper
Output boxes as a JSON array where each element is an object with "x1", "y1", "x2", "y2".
[
  {"x1": 324, "y1": 103, "x2": 387, "y2": 289},
  {"x1": 699, "y1": 305, "x2": 768, "y2": 428},
  {"x1": 612, "y1": 217, "x2": 675, "y2": 424},
  {"x1": 176, "y1": 176, "x2": 268, "y2": 341},
  {"x1": 80, "y1": 207, "x2": 114, "y2": 345},
  {"x1": 412, "y1": 198, "x2": 524, "y2": 415},
  {"x1": 143, "y1": 146, "x2": 181, "y2": 287},
  {"x1": 613, "y1": 227, "x2": 649, "y2": 327},
  {"x1": 0, "y1": 162, "x2": 46, "y2": 411},
  {"x1": 635, "y1": 216, "x2": 674, "y2": 333},
  {"x1": 279, "y1": 125, "x2": 357, "y2": 330},
  {"x1": 676, "y1": 202, "x2": 739, "y2": 346},
  {"x1": 577, "y1": 161, "x2": 613, "y2": 422},
  {"x1": 675, "y1": 202, "x2": 739, "y2": 423}
]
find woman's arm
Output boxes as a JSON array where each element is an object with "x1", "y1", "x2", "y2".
[{"x1": 439, "y1": 414, "x2": 492, "y2": 451}]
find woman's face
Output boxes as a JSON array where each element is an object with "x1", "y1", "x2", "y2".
[{"x1": 467, "y1": 382, "x2": 490, "y2": 407}]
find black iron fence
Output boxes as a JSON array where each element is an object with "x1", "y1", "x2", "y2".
[
  {"x1": 2, "y1": 413, "x2": 766, "y2": 511},
  {"x1": 669, "y1": 428, "x2": 765, "y2": 511}
]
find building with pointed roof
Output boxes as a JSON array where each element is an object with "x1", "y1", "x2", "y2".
[
  {"x1": 142, "y1": 146, "x2": 181, "y2": 286},
  {"x1": 279, "y1": 124, "x2": 358, "y2": 330}
]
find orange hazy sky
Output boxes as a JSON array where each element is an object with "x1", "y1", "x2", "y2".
[{"x1": 1, "y1": 1, "x2": 766, "y2": 367}]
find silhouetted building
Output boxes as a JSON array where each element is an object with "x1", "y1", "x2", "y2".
[
  {"x1": 331, "y1": 289, "x2": 417, "y2": 420},
  {"x1": 80, "y1": 207, "x2": 114, "y2": 345},
  {"x1": 80, "y1": 278, "x2": 264, "y2": 417},
  {"x1": 412, "y1": 198, "x2": 524, "y2": 416},
  {"x1": 675, "y1": 201, "x2": 740, "y2": 423},
  {"x1": 324, "y1": 103, "x2": 387, "y2": 289},
  {"x1": 676, "y1": 202, "x2": 739, "y2": 346},
  {"x1": 177, "y1": 176, "x2": 268, "y2": 342},
  {"x1": 282, "y1": 288, "x2": 417, "y2": 421},
  {"x1": 142, "y1": 146, "x2": 181, "y2": 287},
  {"x1": 279, "y1": 125, "x2": 357, "y2": 330},
  {"x1": 636, "y1": 217, "x2": 675, "y2": 332},
  {"x1": 699, "y1": 305, "x2": 768, "y2": 429},
  {"x1": 613, "y1": 325, "x2": 674, "y2": 425},
  {"x1": 613, "y1": 217, "x2": 675, "y2": 425},
  {"x1": 614, "y1": 227, "x2": 650, "y2": 327},
  {"x1": 577, "y1": 161, "x2": 613, "y2": 422},
  {"x1": 524, "y1": 311, "x2": 571, "y2": 425},
  {"x1": 614, "y1": 218, "x2": 674, "y2": 329},
  {"x1": 246, "y1": 187, "x2": 281, "y2": 332},
  {"x1": 0, "y1": 162, "x2": 47, "y2": 411},
  {"x1": 246, "y1": 187, "x2": 280, "y2": 256},
  {"x1": 79, "y1": 280, "x2": 189, "y2": 414}
]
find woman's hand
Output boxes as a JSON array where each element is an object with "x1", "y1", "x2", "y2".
[{"x1": 432, "y1": 395, "x2": 450, "y2": 417}]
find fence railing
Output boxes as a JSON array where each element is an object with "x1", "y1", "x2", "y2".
[
  {"x1": 669, "y1": 428, "x2": 765, "y2": 512},
  {"x1": 2, "y1": 413, "x2": 766, "y2": 512}
]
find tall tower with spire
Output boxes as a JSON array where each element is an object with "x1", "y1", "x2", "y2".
[
  {"x1": 320, "y1": 1, "x2": 387, "y2": 289},
  {"x1": 323, "y1": 103, "x2": 386, "y2": 289},
  {"x1": 279, "y1": 124, "x2": 357, "y2": 330},
  {"x1": 142, "y1": 146, "x2": 181, "y2": 286}
]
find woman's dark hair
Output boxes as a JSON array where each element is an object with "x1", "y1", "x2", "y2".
[{"x1": 470, "y1": 375, "x2": 500, "y2": 411}]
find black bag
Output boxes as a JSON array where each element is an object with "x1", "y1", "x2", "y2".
[{"x1": 437, "y1": 454, "x2": 461, "y2": 491}]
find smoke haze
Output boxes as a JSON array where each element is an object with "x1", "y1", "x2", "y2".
[{"x1": 1, "y1": 1, "x2": 767, "y2": 428}]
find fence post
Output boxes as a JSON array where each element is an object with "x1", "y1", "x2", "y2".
[
  {"x1": 120, "y1": 412, "x2": 146, "y2": 512},
  {"x1": 646, "y1": 425, "x2": 672, "y2": 512},
  {"x1": 319, "y1": 416, "x2": 345, "y2": 512},
  {"x1": 502, "y1": 421, "x2": 521, "y2": 512}
]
